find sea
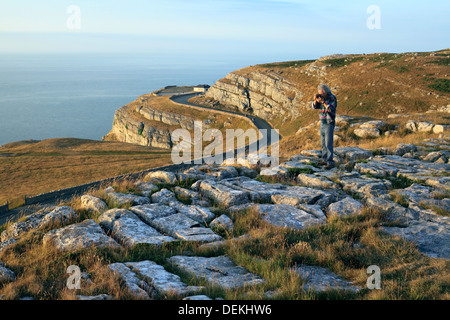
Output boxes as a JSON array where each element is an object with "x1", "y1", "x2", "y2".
[{"x1": 0, "y1": 53, "x2": 259, "y2": 146}]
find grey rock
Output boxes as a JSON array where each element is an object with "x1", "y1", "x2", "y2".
[
  {"x1": 423, "y1": 151, "x2": 448, "y2": 163},
  {"x1": 297, "y1": 174, "x2": 339, "y2": 189},
  {"x1": 0, "y1": 263, "x2": 16, "y2": 282},
  {"x1": 394, "y1": 143, "x2": 418, "y2": 156},
  {"x1": 272, "y1": 185, "x2": 336, "y2": 208},
  {"x1": 280, "y1": 161, "x2": 322, "y2": 172},
  {"x1": 219, "y1": 176, "x2": 286, "y2": 202},
  {"x1": 210, "y1": 214, "x2": 234, "y2": 233},
  {"x1": 364, "y1": 197, "x2": 419, "y2": 225},
  {"x1": 295, "y1": 204, "x2": 327, "y2": 222},
  {"x1": 125, "y1": 260, "x2": 204, "y2": 297},
  {"x1": 175, "y1": 204, "x2": 216, "y2": 224},
  {"x1": 334, "y1": 147, "x2": 372, "y2": 162},
  {"x1": 370, "y1": 155, "x2": 450, "y2": 181},
  {"x1": 109, "y1": 262, "x2": 152, "y2": 299},
  {"x1": 151, "y1": 213, "x2": 222, "y2": 243},
  {"x1": 151, "y1": 188, "x2": 178, "y2": 205},
  {"x1": 433, "y1": 124, "x2": 450, "y2": 134},
  {"x1": 183, "y1": 295, "x2": 213, "y2": 300},
  {"x1": 134, "y1": 181, "x2": 159, "y2": 197},
  {"x1": 354, "y1": 161, "x2": 399, "y2": 177},
  {"x1": 77, "y1": 294, "x2": 112, "y2": 300},
  {"x1": 144, "y1": 171, "x2": 178, "y2": 184},
  {"x1": 190, "y1": 180, "x2": 203, "y2": 192},
  {"x1": 184, "y1": 165, "x2": 238, "y2": 180},
  {"x1": 292, "y1": 265, "x2": 361, "y2": 293},
  {"x1": 43, "y1": 219, "x2": 121, "y2": 251},
  {"x1": 104, "y1": 189, "x2": 150, "y2": 207},
  {"x1": 238, "y1": 166, "x2": 258, "y2": 179},
  {"x1": 199, "y1": 180, "x2": 250, "y2": 207},
  {"x1": 80, "y1": 195, "x2": 108, "y2": 214},
  {"x1": 167, "y1": 255, "x2": 265, "y2": 289},
  {"x1": 0, "y1": 238, "x2": 16, "y2": 254},
  {"x1": 1, "y1": 207, "x2": 54, "y2": 242},
  {"x1": 252, "y1": 204, "x2": 325, "y2": 230},
  {"x1": 39, "y1": 206, "x2": 77, "y2": 228},
  {"x1": 338, "y1": 175, "x2": 391, "y2": 198},
  {"x1": 327, "y1": 197, "x2": 363, "y2": 218},
  {"x1": 264, "y1": 289, "x2": 283, "y2": 299},
  {"x1": 98, "y1": 209, "x2": 175, "y2": 247},
  {"x1": 129, "y1": 203, "x2": 177, "y2": 225},
  {"x1": 173, "y1": 186, "x2": 199, "y2": 203},
  {"x1": 359, "y1": 120, "x2": 385, "y2": 130},
  {"x1": 234, "y1": 153, "x2": 274, "y2": 169},
  {"x1": 382, "y1": 220, "x2": 450, "y2": 259},
  {"x1": 354, "y1": 127, "x2": 380, "y2": 139},
  {"x1": 417, "y1": 122, "x2": 434, "y2": 133}
]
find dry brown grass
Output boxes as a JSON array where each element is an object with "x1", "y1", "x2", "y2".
[{"x1": 0, "y1": 138, "x2": 173, "y2": 209}]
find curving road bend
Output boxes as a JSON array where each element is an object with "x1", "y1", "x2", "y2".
[{"x1": 170, "y1": 93, "x2": 278, "y2": 159}]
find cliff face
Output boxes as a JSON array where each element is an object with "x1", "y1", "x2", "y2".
[
  {"x1": 205, "y1": 71, "x2": 306, "y2": 120},
  {"x1": 103, "y1": 96, "x2": 196, "y2": 149}
]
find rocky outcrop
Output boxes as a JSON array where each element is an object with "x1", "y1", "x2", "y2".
[
  {"x1": 205, "y1": 71, "x2": 306, "y2": 120},
  {"x1": 291, "y1": 265, "x2": 361, "y2": 293},
  {"x1": 43, "y1": 219, "x2": 121, "y2": 251},
  {"x1": 0, "y1": 263, "x2": 15, "y2": 283},
  {"x1": 103, "y1": 103, "x2": 174, "y2": 149},
  {"x1": 167, "y1": 255, "x2": 265, "y2": 290}
]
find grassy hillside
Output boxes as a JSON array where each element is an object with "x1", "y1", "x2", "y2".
[
  {"x1": 197, "y1": 49, "x2": 450, "y2": 158},
  {"x1": 0, "y1": 138, "x2": 173, "y2": 209}
]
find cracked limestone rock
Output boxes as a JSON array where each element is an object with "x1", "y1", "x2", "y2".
[
  {"x1": 198, "y1": 180, "x2": 250, "y2": 207},
  {"x1": 144, "y1": 171, "x2": 178, "y2": 184},
  {"x1": 292, "y1": 265, "x2": 361, "y2": 293},
  {"x1": 98, "y1": 208, "x2": 176, "y2": 247},
  {"x1": 0, "y1": 206, "x2": 75, "y2": 242},
  {"x1": 252, "y1": 203, "x2": 326, "y2": 229},
  {"x1": 108, "y1": 262, "x2": 153, "y2": 300},
  {"x1": 167, "y1": 255, "x2": 265, "y2": 290},
  {"x1": 0, "y1": 263, "x2": 16, "y2": 283},
  {"x1": 125, "y1": 260, "x2": 204, "y2": 297},
  {"x1": 80, "y1": 195, "x2": 108, "y2": 214},
  {"x1": 151, "y1": 188, "x2": 178, "y2": 205},
  {"x1": 43, "y1": 219, "x2": 121, "y2": 251},
  {"x1": 327, "y1": 197, "x2": 363, "y2": 218},
  {"x1": 103, "y1": 187, "x2": 150, "y2": 206},
  {"x1": 210, "y1": 214, "x2": 234, "y2": 233}
]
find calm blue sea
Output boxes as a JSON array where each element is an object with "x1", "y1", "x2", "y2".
[{"x1": 0, "y1": 53, "x2": 252, "y2": 146}]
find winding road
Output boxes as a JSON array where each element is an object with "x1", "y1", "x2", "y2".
[{"x1": 170, "y1": 93, "x2": 278, "y2": 159}]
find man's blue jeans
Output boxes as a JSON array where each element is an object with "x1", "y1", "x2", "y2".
[{"x1": 319, "y1": 121, "x2": 335, "y2": 165}]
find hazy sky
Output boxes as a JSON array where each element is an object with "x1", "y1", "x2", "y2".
[{"x1": 0, "y1": 0, "x2": 449, "y2": 61}]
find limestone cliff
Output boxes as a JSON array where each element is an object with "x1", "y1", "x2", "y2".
[
  {"x1": 103, "y1": 94, "x2": 196, "y2": 149},
  {"x1": 205, "y1": 70, "x2": 306, "y2": 120}
]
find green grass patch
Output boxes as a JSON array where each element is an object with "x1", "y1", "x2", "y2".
[
  {"x1": 388, "y1": 65, "x2": 409, "y2": 73},
  {"x1": 430, "y1": 57, "x2": 450, "y2": 66},
  {"x1": 325, "y1": 56, "x2": 364, "y2": 68},
  {"x1": 428, "y1": 79, "x2": 450, "y2": 93},
  {"x1": 259, "y1": 59, "x2": 316, "y2": 69}
]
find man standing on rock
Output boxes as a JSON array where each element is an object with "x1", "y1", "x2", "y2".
[{"x1": 312, "y1": 84, "x2": 337, "y2": 169}]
